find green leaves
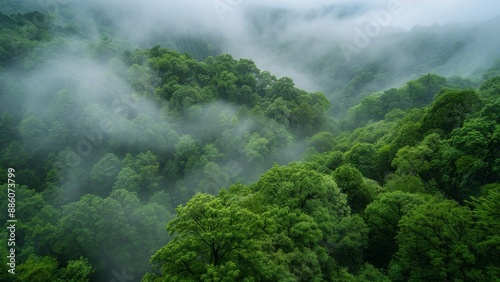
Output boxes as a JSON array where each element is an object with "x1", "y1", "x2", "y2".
[
  {"x1": 19, "y1": 114, "x2": 47, "y2": 153},
  {"x1": 390, "y1": 199, "x2": 477, "y2": 281},
  {"x1": 149, "y1": 193, "x2": 267, "y2": 281},
  {"x1": 467, "y1": 186, "x2": 500, "y2": 279},
  {"x1": 113, "y1": 167, "x2": 141, "y2": 193},
  {"x1": 254, "y1": 163, "x2": 347, "y2": 216},
  {"x1": 146, "y1": 161, "x2": 374, "y2": 280},
  {"x1": 16, "y1": 256, "x2": 94, "y2": 282},
  {"x1": 364, "y1": 191, "x2": 427, "y2": 267},
  {"x1": 391, "y1": 144, "x2": 433, "y2": 176},
  {"x1": 332, "y1": 164, "x2": 374, "y2": 213},
  {"x1": 420, "y1": 89, "x2": 481, "y2": 136},
  {"x1": 54, "y1": 190, "x2": 171, "y2": 278},
  {"x1": 3, "y1": 8, "x2": 500, "y2": 281},
  {"x1": 243, "y1": 133, "x2": 269, "y2": 162}
]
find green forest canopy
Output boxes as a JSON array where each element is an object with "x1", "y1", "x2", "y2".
[{"x1": 0, "y1": 9, "x2": 499, "y2": 282}]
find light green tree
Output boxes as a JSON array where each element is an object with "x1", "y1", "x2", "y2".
[{"x1": 146, "y1": 193, "x2": 270, "y2": 281}]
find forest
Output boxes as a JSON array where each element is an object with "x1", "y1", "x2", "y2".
[{"x1": 0, "y1": 1, "x2": 499, "y2": 281}]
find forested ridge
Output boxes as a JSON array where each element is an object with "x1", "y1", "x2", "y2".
[{"x1": 0, "y1": 4, "x2": 499, "y2": 282}]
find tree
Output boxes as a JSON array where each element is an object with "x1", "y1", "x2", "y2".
[
  {"x1": 384, "y1": 174, "x2": 426, "y2": 193},
  {"x1": 389, "y1": 121, "x2": 421, "y2": 157},
  {"x1": 89, "y1": 153, "x2": 122, "y2": 195},
  {"x1": 467, "y1": 185, "x2": 500, "y2": 279},
  {"x1": 308, "y1": 132, "x2": 335, "y2": 153},
  {"x1": 18, "y1": 114, "x2": 47, "y2": 152},
  {"x1": 146, "y1": 193, "x2": 269, "y2": 281},
  {"x1": 449, "y1": 117, "x2": 500, "y2": 191},
  {"x1": 16, "y1": 256, "x2": 60, "y2": 282},
  {"x1": 16, "y1": 256, "x2": 94, "y2": 282},
  {"x1": 253, "y1": 163, "x2": 349, "y2": 216},
  {"x1": 59, "y1": 257, "x2": 95, "y2": 282},
  {"x1": 169, "y1": 86, "x2": 204, "y2": 116},
  {"x1": 264, "y1": 206, "x2": 326, "y2": 281},
  {"x1": 113, "y1": 167, "x2": 141, "y2": 193},
  {"x1": 0, "y1": 111, "x2": 16, "y2": 145},
  {"x1": 479, "y1": 75, "x2": 500, "y2": 99},
  {"x1": 420, "y1": 89, "x2": 481, "y2": 136},
  {"x1": 0, "y1": 183, "x2": 60, "y2": 252},
  {"x1": 324, "y1": 151, "x2": 345, "y2": 171},
  {"x1": 89, "y1": 37, "x2": 120, "y2": 62},
  {"x1": 121, "y1": 151, "x2": 162, "y2": 196},
  {"x1": 265, "y1": 97, "x2": 291, "y2": 128},
  {"x1": 46, "y1": 120, "x2": 70, "y2": 150},
  {"x1": 174, "y1": 135, "x2": 200, "y2": 174},
  {"x1": 391, "y1": 144, "x2": 433, "y2": 177},
  {"x1": 290, "y1": 101, "x2": 315, "y2": 137},
  {"x1": 364, "y1": 191, "x2": 427, "y2": 268},
  {"x1": 214, "y1": 70, "x2": 238, "y2": 101},
  {"x1": 243, "y1": 133, "x2": 269, "y2": 162},
  {"x1": 55, "y1": 194, "x2": 136, "y2": 275},
  {"x1": 328, "y1": 214, "x2": 369, "y2": 271},
  {"x1": 344, "y1": 143, "x2": 378, "y2": 179},
  {"x1": 406, "y1": 74, "x2": 446, "y2": 106},
  {"x1": 266, "y1": 77, "x2": 298, "y2": 102},
  {"x1": 126, "y1": 64, "x2": 154, "y2": 93},
  {"x1": 129, "y1": 113, "x2": 169, "y2": 153},
  {"x1": 2, "y1": 141, "x2": 30, "y2": 167},
  {"x1": 110, "y1": 189, "x2": 172, "y2": 258},
  {"x1": 251, "y1": 163, "x2": 367, "y2": 272},
  {"x1": 255, "y1": 71, "x2": 277, "y2": 96},
  {"x1": 44, "y1": 89, "x2": 75, "y2": 122},
  {"x1": 332, "y1": 164, "x2": 374, "y2": 213},
  {"x1": 389, "y1": 199, "x2": 477, "y2": 281}
]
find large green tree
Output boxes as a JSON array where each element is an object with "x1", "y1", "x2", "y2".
[
  {"x1": 389, "y1": 199, "x2": 478, "y2": 281},
  {"x1": 364, "y1": 191, "x2": 428, "y2": 268},
  {"x1": 145, "y1": 193, "x2": 271, "y2": 281}
]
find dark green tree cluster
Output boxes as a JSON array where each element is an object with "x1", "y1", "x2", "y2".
[
  {"x1": 0, "y1": 7, "x2": 499, "y2": 282},
  {"x1": 144, "y1": 163, "x2": 378, "y2": 281},
  {"x1": 346, "y1": 74, "x2": 447, "y2": 128},
  {"x1": 0, "y1": 12, "x2": 50, "y2": 67},
  {"x1": 148, "y1": 75, "x2": 500, "y2": 280},
  {"x1": 298, "y1": 75, "x2": 500, "y2": 280},
  {"x1": 145, "y1": 47, "x2": 329, "y2": 137}
]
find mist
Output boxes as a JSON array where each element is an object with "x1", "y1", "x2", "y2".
[
  {"x1": 2, "y1": 0, "x2": 500, "y2": 280},
  {"x1": 11, "y1": 0, "x2": 498, "y2": 97},
  {"x1": 65, "y1": 0, "x2": 500, "y2": 86}
]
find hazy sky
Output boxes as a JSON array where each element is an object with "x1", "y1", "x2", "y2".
[
  {"x1": 132, "y1": 0, "x2": 500, "y2": 30},
  {"x1": 27, "y1": 0, "x2": 500, "y2": 91},
  {"x1": 81, "y1": 0, "x2": 500, "y2": 34}
]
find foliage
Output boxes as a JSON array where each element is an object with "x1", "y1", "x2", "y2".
[{"x1": 0, "y1": 7, "x2": 499, "y2": 281}]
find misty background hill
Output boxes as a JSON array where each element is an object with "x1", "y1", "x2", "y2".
[{"x1": 2, "y1": 0, "x2": 500, "y2": 115}]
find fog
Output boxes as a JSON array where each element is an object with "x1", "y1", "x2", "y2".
[
  {"x1": 10, "y1": 0, "x2": 500, "y2": 213},
  {"x1": 25, "y1": 0, "x2": 500, "y2": 93},
  {"x1": 78, "y1": 0, "x2": 500, "y2": 82},
  {"x1": 3, "y1": 0, "x2": 500, "y2": 280}
]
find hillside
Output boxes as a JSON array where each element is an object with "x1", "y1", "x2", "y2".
[{"x1": 0, "y1": 2, "x2": 499, "y2": 281}]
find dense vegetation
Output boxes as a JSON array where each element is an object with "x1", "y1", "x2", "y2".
[
  {"x1": 0, "y1": 5, "x2": 499, "y2": 282},
  {"x1": 237, "y1": 6, "x2": 500, "y2": 116}
]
